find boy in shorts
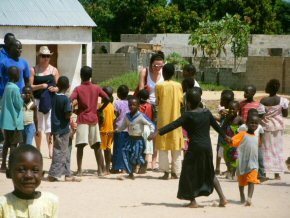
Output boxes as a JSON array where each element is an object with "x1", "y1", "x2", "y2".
[
  {"x1": 0, "y1": 66, "x2": 24, "y2": 171},
  {"x1": 70, "y1": 66, "x2": 110, "y2": 176}
]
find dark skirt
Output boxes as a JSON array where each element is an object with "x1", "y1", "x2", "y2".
[
  {"x1": 177, "y1": 150, "x2": 214, "y2": 200},
  {"x1": 112, "y1": 132, "x2": 129, "y2": 170},
  {"x1": 122, "y1": 137, "x2": 146, "y2": 174}
]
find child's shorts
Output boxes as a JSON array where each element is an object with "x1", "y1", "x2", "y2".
[
  {"x1": 75, "y1": 124, "x2": 101, "y2": 148},
  {"x1": 100, "y1": 133, "x2": 113, "y2": 150},
  {"x1": 4, "y1": 130, "x2": 23, "y2": 146},
  {"x1": 238, "y1": 170, "x2": 260, "y2": 186}
]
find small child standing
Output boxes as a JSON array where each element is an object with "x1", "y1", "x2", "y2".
[
  {"x1": 0, "y1": 146, "x2": 58, "y2": 217},
  {"x1": 238, "y1": 109, "x2": 266, "y2": 182},
  {"x1": 239, "y1": 85, "x2": 262, "y2": 123},
  {"x1": 48, "y1": 76, "x2": 79, "y2": 182},
  {"x1": 138, "y1": 89, "x2": 153, "y2": 172},
  {"x1": 99, "y1": 86, "x2": 115, "y2": 174},
  {"x1": 215, "y1": 90, "x2": 234, "y2": 175},
  {"x1": 221, "y1": 101, "x2": 243, "y2": 179},
  {"x1": 230, "y1": 110, "x2": 260, "y2": 206},
  {"x1": 22, "y1": 85, "x2": 39, "y2": 145},
  {"x1": 112, "y1": 85, "x2": 130, "y2": 173},
  {"x1": 0, "y1": 66, "x2": 24, "y2": 171},
  {"x1": 116, "y1": 96, "x2": 155, "y2": 179}
]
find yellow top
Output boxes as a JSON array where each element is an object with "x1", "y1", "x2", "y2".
[
  {"x1": 155, "y1": 80, "x2": 184, "y2": 150},
  {"x1": 100, "y1": 102, "x2": 115, "y2": 133},
  {"x1": 0, "y1": 192, "x2": 58, "y2": 218}
]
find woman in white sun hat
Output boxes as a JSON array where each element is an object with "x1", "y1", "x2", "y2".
[{"x1": 30, "y1": 46, "x2": 60, "y2": 158}]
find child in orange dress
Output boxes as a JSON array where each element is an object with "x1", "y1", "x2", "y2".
[
  {"x1": 230, "y1": 109, "x2": 260, "y2": 206},
  {"x1": 99, "y1": 87, "x2": 115, "y2": 174}
]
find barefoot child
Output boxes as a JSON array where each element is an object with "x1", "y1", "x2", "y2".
[
  {"x1": 116, "y1": 96, "x2": 155, "y2": 180},
  {"x1": 215, "y1": 90, "x2": 234, "y2": 175},
  {"x1": 221, "y1": 100, "x2": 243, "y2": 179},
  {"x1": 0, "y1": 146, "x2": 58, "y2": 217},
  {"x1": 238, "y1": 109, "x2": 266, "y2": 182},
  {"x1": 159, "y1": 89, "x2": 228, "y2": 208},
  {"x1": 70, "y1": 66, "x2": 110, "y2": 176},
  {"x1": 0, "y1": 66, "x2": 24, "y2": 171},
  {"x1": 99, "y1": 86, "x2": 114, "y2": 174},
  {"x1": 230, "y1": 110, "x2": 260, "y2": 206},
  {"x1": 138, "y1": 89, "x2": 153, "y2": 172},
  {"x1": 22, "y1": 85, "x2": 39, "y2": 145},
  {"x1": 112, "y1": 85, "x2": 130, "y2": 173},
  {"x1": 48, "y1": 76, "x2": 79, "y2": 182}
]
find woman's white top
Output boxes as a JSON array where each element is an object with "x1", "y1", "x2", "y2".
[{"x1": 147, "y1": 67, "x2": 164, "y2": 105}]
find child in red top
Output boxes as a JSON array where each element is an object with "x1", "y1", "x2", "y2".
[
  {"x1": 138, "y1": 89, "x2": 153, "y2": 172},
  {"x1": 239, "y1": 85, "x2": 262, "y2": 123}
]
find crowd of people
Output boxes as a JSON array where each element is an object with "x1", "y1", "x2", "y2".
[{"x1": 0, "y1": 32, "x2": 289, "y2": 217}]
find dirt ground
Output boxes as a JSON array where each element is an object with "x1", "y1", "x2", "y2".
[{"x1": 0, "y1": 91, "x2": 290, "y2": 218}]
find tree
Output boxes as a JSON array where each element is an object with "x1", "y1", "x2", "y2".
[
  {"x1": 141, "y1": 4, "x2": 199, "y2": 33},
  {"x1": 275, "y1": 0, "x2": 290, "y2": 33},
  {"x1": 190, "y1": 14, "x2": 250, "y2": 71},
  {"x1": 210, "y1": 0, "x2": 280, "y2": 34}
]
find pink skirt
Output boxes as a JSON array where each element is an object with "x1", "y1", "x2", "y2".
[{"x1": 261, "y1": 130, "x2": 285, "y2": 173}]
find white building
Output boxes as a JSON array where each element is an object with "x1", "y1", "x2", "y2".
[{"x1": 0, "y1": 0, "x2": 96, "y2": 91}]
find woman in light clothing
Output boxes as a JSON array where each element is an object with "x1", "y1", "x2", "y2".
[
  {"x1": 30, "y1": 46, "x2": 59, "y2": 158},
  {"x1": 260, "y1": 79, "x2": 289, "y2": 180}
]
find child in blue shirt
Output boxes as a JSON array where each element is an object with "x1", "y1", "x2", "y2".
[
  {"x1": 0, "y1": 66, "x2": 24, "y2": 171},
  {"x1": 48, "y1": 76, "x2": 80, "y2": 182}
]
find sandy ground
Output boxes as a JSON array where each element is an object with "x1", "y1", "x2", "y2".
[{"x1": 1, "y1": 91, "x2": 290, "y2": 218}]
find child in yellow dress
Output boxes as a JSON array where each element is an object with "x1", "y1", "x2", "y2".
[
  {"x1": 99, "y1": 86, "x2": 115, "y2": 174},
  {"x1": 230, "y1": 110, "x2": 260, "y2": 206},
  {"x1": 0, "y1": 146, "x2": 58, "y2": 217}
]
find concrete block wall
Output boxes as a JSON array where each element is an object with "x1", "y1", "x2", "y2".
[
  {"x1": 196, "y1": 68, "x2": 244, "y2": 90},
  {"x1": 245, "y1": 57, "x2": 284, "y2": 90},
  {"x1": 90, "y1": 53, "x2": 137, "y2": 83},
  {"x1": 284, "y1": 57, "x2": 290, "y2": 94}
]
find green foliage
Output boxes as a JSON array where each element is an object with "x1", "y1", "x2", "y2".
[
  {"x1": 80, "y1": 0, "x2": 289, "y2": 41},
  {"x1": 210, "y1": 0, "x2": 281, "y2": 34},
  {"x1": 99, "y1": 71, "x2": 230, "y2": 92},
  {"x1": 98, "y1": 71, "x2": 139, "y2": 91},
  {"x1": 275, "y1": 0, "x2": 290, "y2": 33},
  {"x1": 166, "y1": 52, "x2": 189, "y2": 66},
  {"x1": 189, "y1": 14, "x2": 250, "y2": 60}
]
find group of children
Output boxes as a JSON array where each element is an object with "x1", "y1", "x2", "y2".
[{"x1": 0, "y1": 60, "x2": 289, "y2": 216}]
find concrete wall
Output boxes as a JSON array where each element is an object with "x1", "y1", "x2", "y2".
[
  {"x1": 196, "y1": 68, "x2": 244, "y2": 90},
  {"x1": 58, "y1": 44, "x2": 82, "y2": 91},
  {"x1": 244, "y1": 57, "x2": 284, "y2": 91},
  {"x1": 284, "y1": 57, "x2": 290, "y2": 94},
  {"x1": 91, "y1": 53, "x2": 138, "y2": 83}
]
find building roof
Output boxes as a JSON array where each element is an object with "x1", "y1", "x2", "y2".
[{"x1": 0, "y1": 0, "x2": 96, "y2": 27}]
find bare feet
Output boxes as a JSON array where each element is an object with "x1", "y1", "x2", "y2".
[
  {"x1": 240, "y1": 196, "x2": 246, "y2": 204},
  {"x1": 65, "y1": 176, "x2": 82, "y2": 182},
  {"x1": 159, "y1": 172, "x2": 169, "y2": 180},
  {"x1": 171, "y1": 173, "x2": 179, "y2": 179},
  {"x1": 219, "y1": 199, "x2": 228, "y2": 207},
  {"x1": 75, "y1": 170, "x2": 83, "y2": 177},
  {"x1": 184, "y1": 201, "x2": 204, "y2": 208},
  {"x1": 127, "y1": 174, "x2": 135, "y2": 180},
  {"x1": 48, "y1": 176, "x2": 58, "y2": 182},
  {"x1": 245, "y1": 200, "x2": 252, "y2": 206}
]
